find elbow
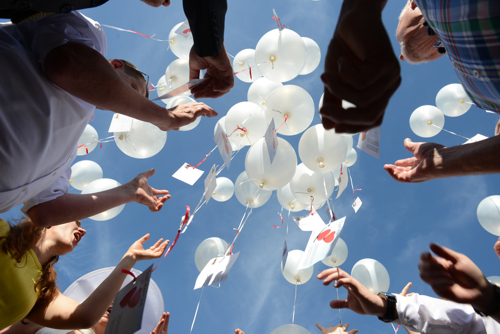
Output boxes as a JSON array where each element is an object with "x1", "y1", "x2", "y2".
[{"x1": 78, "y1": 317, "x2": 99, "y2": 330}]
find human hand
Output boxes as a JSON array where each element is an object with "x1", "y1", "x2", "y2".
[
  {"x1": 316, "y1": 323, "x2": 358, "y2": 334},
  {"x1": 400, "y1": 282, "x2": 414, "y2": 297},
  {"x1": 495, "y1": 237, "x2": 500, "y2": 261},
  {"x1": 141, "y1": 0, "x2": 170, "y2": 7},
  {"x1": 384, "y1": 138, "x2": 446, "y2": 183},
  {"x1": 317, "y1": 267, "x2": 388, "y2": 317},
  {"x1": 234, "y1": 329, "x2": 245, "y2": 334},
  {"x1": 167, "y1": 102, "x2": 218, "y2": 131},
  {"x1": 419, "y1": 243, "x2": 496, "y2": 314},
  {"x1": 320, "y1": 0, "x2": 401, "y2": 134},
  {"x1": 125, "y1": 234, "x2": 169, "y2": 262},
  {"x1": 125, "y1": 169, "x2": 171, "y2": 211},
  {"x1": 189, "y1": 44, "x2": 234, "y2": 99},
  {"x1": 495, "y1": 118, "x2": 500, "y2": 136},
  {"x1": 151, "y1": 312, "x2": 169, "y2": 334}
]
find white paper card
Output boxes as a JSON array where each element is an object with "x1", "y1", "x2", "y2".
[
  {"x1": 172, "y1": 163, "x2": 204, "y2": 186},
  {"x1": 194, "y1": 252, "x2": 240, "y2": 290},
  {"x1": 174, "y1": 20, "x2": 192, "y2": 39},
  {"x1": 357, "y1": 127, "x2": 381, "y2": 159},
  {"x1": 336, "y1": 163, "x2": 348, "y2": 199},
  {"x1": 214, "y1": 123, "x2": 233, "y2": 170},
  {"x1": 204, "y1": 165, "x2": 217, "y2": 204},
  {"x1": 298, "y1": 217, "x2": 346, "y2": 269},
  {"x1": 294, "y1": 210, "x2": 326, "y2": 232},
  {"x1": 105, "y1": 264, "x2": 152, "y2": 334},
  {"x1": 108, "y1": 113, "x2": 133, "y2": 133},
  {"x1": 264, "y1": 119, "x2": 278, "y2": 164},
  {"x1": 352, "y1": 197, "x2": 362, "y2": 213},
  {"x1": 463, "y1": 134, "x2": 488, "y2": 145}
]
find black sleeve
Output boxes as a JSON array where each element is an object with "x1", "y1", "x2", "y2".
[{"x1": 183, "y1": 0, "x2": 227, "y2": 57}]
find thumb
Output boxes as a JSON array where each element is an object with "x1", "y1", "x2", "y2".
[
  {"x1": 142, "y1": 168, "x2": 155, "y2": 179},
  {"x1": 315, "y1": 323, "x2": 325, "y2": 331},
  {"x1": 403, "y1": 138, "x2": 420, "y2": 154},
  {"x1": 137, "y1": 233, "x2": 151, "y2": 245},
  {"x1": 429, "y1": 243, "x2": 459, "y2": 264}
]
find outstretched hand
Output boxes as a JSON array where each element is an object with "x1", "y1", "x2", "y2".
[
  {"x1": 418, "y1": 243, "x2": 495, "y2": 313},
  {"x1": 167, "y1": 102, "x2": 218, "y2": 130},
  {"x1": 126, "y1": 234, "x2": 169, "y2": 262},
  {"x1": 316, "y1": 323, "x2": 358, "y2": 334},
  {"x1": 151, "y1": 312, "x2": 169, "y2": 334},
  {"x1": 320, "y1": 0, "x2": 400, "y2": 134},
  {"x1": 126, "y1": 168, "x2": 171, "y2": 212},
  {"x1": 317, "y1": 268, "x2": 388, "y2": 317},
  {"x1": 384, "y1": 138, "x2": 445, "y2": 183},
  {"x1": 189, "y1": 44, "x2": 234, "y2": 99}
]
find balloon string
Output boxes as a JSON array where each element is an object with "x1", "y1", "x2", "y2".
[
  {"x1": 430, "y1": 124, "x2": 470, "y2": 140},
  {"x1": 186, "y1": 146, "x2": 217, "y2": 169},
  {"x1": 275, "y1": 115, "x2": 289, "y2": 132},
  {"x1": 232, "y1": 60, "x2": 269, "y2": 76},
  {"x1": 310, "y1": 196, "x2": 315, "y2": 215},
  {"x1": 292, "y1": 281, "x2": 297, "y2": 324},
  {"x1": 272, "y1": 9, "x2": 285, "y2": 31},
  {"x1": 335, "y1": 267, "x2": 342, "y2": 325},
  {"x1": 226, "y1": 125, "x2": 247, "y2": 138},
  {"x1": 102, "y1": 24, "x2": 170, "y2": 42},
  {"x1": 190, "y1": 286, "x2": 204, "y2": 334},
  {"x1": 391, "y1": 324, "x2": 400, "y2": 333},
  {"x1": 273, "y1": 207, "x2": 284, "y2": 228},
  {"x1": 322, "y1": 174, "x2": 335, "y2": 222},
  {"x1": 347, "y1": 168, "x2": 362, "y2": 206},
  {"x1": 77, "y1": 135, "x2": 114, "y2": 154},
  {"x1": 226, "y1": 204, "x2": 253, "y2": 256},
  {"x1": 121, "y1": 269, "x2": 136, "y2": 282}
]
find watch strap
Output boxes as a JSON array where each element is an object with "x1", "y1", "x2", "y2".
[{"x1": 378, "y1": 292, "x2": 397, "y2": 322}]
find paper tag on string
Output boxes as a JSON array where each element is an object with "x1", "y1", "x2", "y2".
[
  {"x1": 357, "y1": 126, "x2": 381, "y2": 159},
  {"x1": 105, "y1": 264, "x2": 152, "y2": 334},
  {"x1": 174, "y1": 20, "x2": 192, "y2": 39},
  {"x1": 294, "y1": 210, "x2": 326, "y2": 232},
  {"x1": 172, "y1": 163, "x2": 204, "y2": 185},
  {"x1": 214, "y1": 123, "x2": 233, "y2": 169},
  {"x1": 154, "y1": 78, "x2": 208, "y2": 101},
  {"x1": 264, "y1": 119, "x2": 278, "y2": 164},
  {"x1": 463, "y1": 134, "x2": 488, "y2": 145},
  {"x1": 282, "y1": 239, "x2": 288, "y2": 268},
  {"x1": 352, "y1": 197, "x2": 362, "y2": 213},
  {"x1": 336, "y1": 163, "x2": 348, "y2": 199},
  {"x1": 298, "y1": 217, "x2": 346, "y2": 269},
  {"x1": 108, "y1": 113, "x2": 133, "y2": 133},
  {"x1": 194, "y1": 252, "x2": 240, "y2": 290},
  {"x1": 204, "y1": 165, "x2": 217, "y2": 204}
]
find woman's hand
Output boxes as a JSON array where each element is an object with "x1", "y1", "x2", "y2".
[{"x1": 125, "y1": 234, "x2": 169, "y2": 262}]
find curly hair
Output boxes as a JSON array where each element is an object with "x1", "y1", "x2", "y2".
[{"x1": 0, "y1": 218, "x2": 70, "y2": 307}]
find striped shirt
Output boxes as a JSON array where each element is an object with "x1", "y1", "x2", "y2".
[{"x1": 415, "y1": 0, "x2": 500, "y2": 113}]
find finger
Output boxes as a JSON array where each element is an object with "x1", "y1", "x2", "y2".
[
  {"x1": 315, "y1": 323, "x2": 324, "y2": 330},
  {"x1": 330, "y1": 299, "x2": 349, "y2": 309},
  {"x1": 429, "y1": 243, "x2": 460, "y2": 264},
  {"x1": 152, "y1": 188, "x2": 170, "y2": 196},
  {"x1": 393, "y1": 157, "x2": 419, "y2": 167},
  {"x1": 321, "y1": 116, "x2": 337, "y2": 130},
  {"x1": 400, "y1": 282, "x2": 412, "y2": 296},
  {"x1": 150, "y1": 238, "x2": 164, "y2": 250},
  {"x1": 137, "y1": 234, "x2": 151, "y2": 245},
  {"x1": 344, "y1": 322, "x2": 350, "y2": 330},
  {"x1": 348, "y1": 330, "x2": 359, "y2": 334},
  {"x1": 164, "y1": 312, "x2": 169, "y2": 333},
  {"x1": 403, "y1": 138, "x2": 423, "y2": 154},
  {"x1": 142, "y1": 168, "x2": 155, "y2": 179},
  {"x1": 333, "y1": 117, "x2": 382, "y2": 134},
  {"x1": 383, "y1": 165, "x2": 412, "y2": 183}
]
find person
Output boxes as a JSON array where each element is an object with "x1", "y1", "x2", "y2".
[
  {"x1": 383, "y1": 0, "x2": 500, "y2": 183},
  {"x1": 0, "y1": 216, "x2": 169, "y2": 329},
  {"x1": 0, "y1": 10, "x2": 217, "y2": 221},
  {"x1": 418, "y1": 243, "x2": 500, "y2": 324},
  {"x1": 318, "y1": 0, "x2": 401, "y2": 134},
  {"x1": 317, "y1": 267, "x2": 500, "y2": 333},
  {"x1": 233, "y1": 323, "x2": 358, "y2": 334},
  {"x1": 495, "y1": 118, "x2": 500, "y2": 136},
  {"x1": 399, "y1": 283, "x2": 419, "y2": 334}
]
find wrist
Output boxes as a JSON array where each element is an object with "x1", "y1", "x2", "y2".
[
  {"x1": 120, "y1": 182, "x2": 138, "y2": 204},
  {"x1": 474, "y1": 282, "x2": 500, "y2": 315},
  {"x1": 120, "y1": 252, "x2": 137, "y2": 267}
]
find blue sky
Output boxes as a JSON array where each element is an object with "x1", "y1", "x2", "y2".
[{"x1": 3, "y1": 0, "x2": 500, "y2": 333}]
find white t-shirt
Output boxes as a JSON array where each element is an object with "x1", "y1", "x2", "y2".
[{"x1": 0, "y1": 11, "x2": 107, "y2": 213}]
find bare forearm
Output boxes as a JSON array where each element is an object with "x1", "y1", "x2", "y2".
[{"x1": 28, "y1": 184, "x2": 133, "y2": 227}]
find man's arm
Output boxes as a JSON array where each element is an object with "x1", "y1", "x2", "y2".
[
  {"x1": 384, "y1": 136, "x2": 500, "y2": 183},
  {"x1": 44, "y1": 43, "x2": 217, "y2": 131}
]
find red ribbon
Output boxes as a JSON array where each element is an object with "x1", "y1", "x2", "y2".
[
  {"x1": 272, "y1": 212, "x2": 284, "y2": 229},
  {"x1": 121, "y1": 269, "x2": 136, "y2": 282},
  {"x1": 275, "y1": 115, "x2": 288, "y2": 132},
  {"x1": 310, "y1": 196, "x2": 315, "y2": 215},
  {"x1": 187, "y1": 152, "x2": 212, "y2": 169},
  {"x1": 77, "y1": 144, "x2": 89, "y2": 154},
  {"x1": 226, "y1": 125, "x2": 247, "y2": 137},
  {"x1": 182, "y1": 28, "x2": 191, "y2": 34},
  {"x1": 228, "y1": 230, "x2": 239, "y2": 255}
]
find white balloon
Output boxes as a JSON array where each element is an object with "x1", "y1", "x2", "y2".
[
  {"x1": 345, "y1": 148, "x2": 357, "y2": 167},
  {"x1": 77, "y1": 124, "x2": 98, "y2": 156},
  {"x1": 156, "y1": 75, "x2": 173, "y2": 105},
  {"x1": 233, "y1": 49, "x2": 263, "y2": 83},
  {"x1": 351, "y1": 258, "x2": 390, "y2": 294},
  {"x1": 265, "y1": 85, "x2": 315, "y2": 136},
  {"x1": 277, "y1": 183, "x2": 307, "y2": 212},
  {"x1": 298, "y1": 125, "x2": 348, "y2": 173},
  {"x1": 299, "y1": 37, "x2": 321, "y2": 75},
  {"x1": 270, "y1": 324, "x2": 311, "y2": 334},
  {"x1": 477, "y1": 195, "x2": 500, "y2": 236},
  {"x1": 436, "y1": 83, "x2": 472, "y2": 117},
  {"x1": 194, "y1": 237, "x2": 229, "y2": 272},
  {"x1": 245, "y1": 137, "x2": 297, "y2": 190},
  {"x1": 214, "y1": 117, "x2": 245, "y2": 151},
  {"x1": 225, "y1": 102, "x2": 268, "y2": 146},
  {"x1": 165, "y1": 59, "x2": 191, "y2": 96},
  {"x1": 255, "y1": 29, "x2": 307, "y2": 83},
  {"x1": 290, "y1": 163, "x2": 335, "y2": 204},
  {"x1": 311, "y1": 199, "x2": 327, "y2": 210},
  {"x1": 212, "y1": 177, "x2": 234, "y2": 202},
  {"x1": 247, "y1": 77, "x2": 283, "y2": 109},
  {"x1": 167, "y1": 96, "x2": 201, "y2": 131},
  {"x1": 281, "y1": 250, "x2": 314, "y2": 285},
  {"x1": 115, "y1": 119, "x2": 167, "y2": 159},
  {"x1": 487, "y1": 276, "x2": 500, "y2": 287},
  {"x1": 321, "y1": 238, "x2": 348, "y2": 267},
  {"x1": 70, "y1": 160, "x2": 103, "y2": 191},
  {"x1": 169, "y1": 21, "x2": 194, "y2": 59},
  {"x1": 234, "y1": 171, "x2": 272, "y2": 208},
  {"x1": 81, "y1": 179, "x2": 125, "y2": 221},
  {"x1": 409, "y1": 105, "x2": 445, "y2": 138}
]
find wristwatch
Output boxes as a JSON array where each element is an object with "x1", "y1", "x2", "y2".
[
  {"x1": 474, "y1": 283, "x2": 500, "y2": 317},
  {"x1": 378, "y1": 292, "x2": 397, "y2": 322}
]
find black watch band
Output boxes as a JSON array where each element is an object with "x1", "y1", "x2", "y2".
[
  {"x1": 474, "y1": 284, "x2": 500, "y2": 317},
  {"x1": 378, "y1": 292, "x2": 397, "y2": 323}
]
